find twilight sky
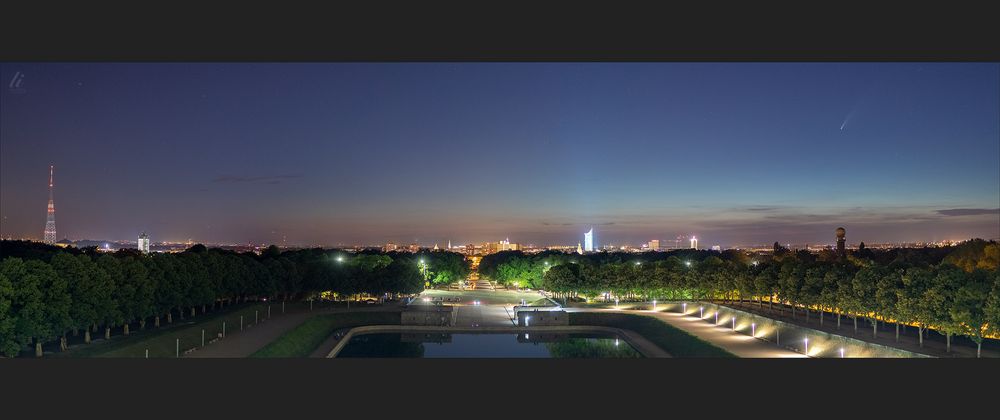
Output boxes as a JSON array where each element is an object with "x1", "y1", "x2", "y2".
[{"x1": 1, "y1": 63, "x2": 998, "y2": 247}]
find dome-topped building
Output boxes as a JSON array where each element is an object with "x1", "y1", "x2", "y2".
[{"x1": 836, "y1": 227, "x2": 846, "y2": 256}]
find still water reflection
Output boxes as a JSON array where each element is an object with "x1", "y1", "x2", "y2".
[{"x1": 336, "y1": 332, "x2": 642, "y2": 358}]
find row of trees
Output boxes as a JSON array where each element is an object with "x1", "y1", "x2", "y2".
[
  {"x1": 481, "y1": 240, "x2": 1000, "y2": 356},
  {"x1": 0, "y1": 240, "x2": 469, "y2": 357}
]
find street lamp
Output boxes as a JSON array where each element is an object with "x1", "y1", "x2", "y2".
[
  {"x1": 336, "y1": 256, "x2": 344, "y2": 263},
  {"x1": 652, "y1": 299, "x2": 657, "y2": 310},
  {"x1": 685, "y1": 261, "x2": 691, "y2": 267},
  {"x1": 615, "y1": 338, "x2": 620, "y2": 347}
]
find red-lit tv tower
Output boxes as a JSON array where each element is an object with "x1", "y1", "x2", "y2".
[{"x1": 43, "y1": 165, "x2": 57, "y2": 244}]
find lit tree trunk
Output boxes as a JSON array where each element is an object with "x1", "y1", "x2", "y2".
[
  {"x1": 105, "y1": 326, "x2": 111, "y2": 340},
  {"x1": 918, "y1": 326, "x2": 923, "y2": 347},
  {"x1": 154, "y1": 316, "x2": 161, "y2": 328},
  {"x1": 124, "y1": 324, "x2": 130, "y2": 336},
  {"x1": 60, "y1": 335, "x2": 67, "y2": 351},
  {"x1": 837, "y1": 312, "x2": 841, "y2": 329},
  {"x1": 139, "y1": 318, "x2": 146, "y2": 330},
  {"x1": 895, "y1": 323, "x2": 899, "y2": 342},
  {"x1": 820, "y1": 310, "x2": 823, "y2": 326},
  {"x1": 84, "y1": 328, "x2": 91, "y2": 344},
  {"x1": 805, "y1": 308, "x2": 809, "y2": 323},
  {"x1": 190, "y1": 307, "x2": 195, "y2": 317},
  {"x1": 35, "y1": 341, "x2": 42, "y2": 357},
  {"x1": 166, "y1": 312, "x2": 173, "y2": 324},
  {"x1": 872, "y1": 318, "x2": 877, "y2": 338},
  {"x1": 853, "y1": 316, "x2": 857, "y2": 333},
  {"x1": 946, "y1": 333, "x2": 950, "y2": 353},
  {"x1": 202, "y1": 304, "x2": 206, "y2": 314},
  {"x1": 977, "y1": 340, "x2": 982, "y2": 358}
]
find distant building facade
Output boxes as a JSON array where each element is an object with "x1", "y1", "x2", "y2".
[
  {"x1": 690, "y1": 236, "x2": 698, "y2": 249},
  {"x1": 647, "y1": 239, "x2": 660, "y2": 251},
  {"x1": 584, "y1": 228, "x2": 594, "y2": 252},
  {"x1": 138, "y1": 232, "x2": 150, "y2": 253},
  {"x1": 836, "y1": 227, "x2": 846, "y2": 257}
]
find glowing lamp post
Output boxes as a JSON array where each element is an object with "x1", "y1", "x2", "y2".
[
  {"x1": 732, "y1": 316, "x2": 736, "y2": 331},
  {"x1": 751, "y1": 323, "x2": 756, "y2": 337},
  {"x1": 715, "y1": 312, "x2": 719, "y2": 325},
  {"x1": 700, "y1": 306, "x2": 704, "y2": 318},
  {"x1": 525, "y1": 316, "x2": 531, "y2": 327},
  {"x1": 615, "y1": 298, "x2": 619, "y2": 309},
  {"x1": 682, "y1": 302, "x2": 687, "y2": 313},
  {"x1": 652, "y1": 300, "x2": 657, "y2": 310}
]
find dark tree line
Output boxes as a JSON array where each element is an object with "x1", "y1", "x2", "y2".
[
  {"x1": 482, "y1": 240, "x2": 1000, "y2": 356},
  {"x1": 0, "y1": 241, "x2": 467, "y2": 357}
]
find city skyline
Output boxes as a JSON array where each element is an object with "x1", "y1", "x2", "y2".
[{"x1": 2, "y1": 63, "x2": 998, "y2": 246}]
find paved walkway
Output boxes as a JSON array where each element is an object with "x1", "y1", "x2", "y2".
[
  {"x1": 724, "y1": 301, "x2": 998, "y2": 358},
  {"x1": 187, "y1": 306, "x2": 396, "y2": 358},
  {"x1": 565, "y1": 307, "x2": 807, "y2": 358}
]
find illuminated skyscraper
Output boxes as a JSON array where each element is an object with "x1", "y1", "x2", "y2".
[
  {"x1": 138, "y1": 232, "x2": 150, "y2": 253},
  {"x1": 43, "y1": 165, "x2": 57, "y2": 244},
  {"x1": 584, "y1": 228, "x2": 594, "y2": 252},
  {"x1": 690, "y1": 236, "x2": 698, "y2": 249},
  {"x1": 647, "y1": 239, "x2": 660, "y2": 251}
]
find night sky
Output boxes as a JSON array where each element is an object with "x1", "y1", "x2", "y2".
[{"x1": 1, "y1": 63, "x2": 998, "y2": 247}]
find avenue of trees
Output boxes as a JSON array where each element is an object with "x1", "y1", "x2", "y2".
[
  {"x1": 481, "y1": 240, "x2": 1000, "y2": 356},
  {"x1": 0, "y1": 240, "x2": 468, "y2": 357}
]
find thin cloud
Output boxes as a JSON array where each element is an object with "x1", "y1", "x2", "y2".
[
  {"x1": 212, "y1": 174, "x2": 304, "y2": 184},
  {"x1": 937, "y1": 208, "x2": 1000, "y2": 217}
]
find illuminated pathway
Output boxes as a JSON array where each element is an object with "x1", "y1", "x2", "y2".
[{"x1": 565, "y1": 307, "x2": 808, "y2": 358}]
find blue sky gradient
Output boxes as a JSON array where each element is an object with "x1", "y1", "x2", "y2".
[{"x1": 2, "y1": 63, "x2": 998, "y2": 247}]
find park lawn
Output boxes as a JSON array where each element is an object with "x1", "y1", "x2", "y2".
[
  {"x1": 569, "y1": 312, "x2": 736, "y2": 358},
  {"x1": 57, "y1": 303, "x2": 268, "y2": 358},
  {"x1": 251, "y1": 311, "x2": 402, "y2": 358}
]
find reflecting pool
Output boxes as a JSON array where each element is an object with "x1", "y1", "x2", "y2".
[{"x1": 335, "y1": 332, "x2": 642, "y2": 358}]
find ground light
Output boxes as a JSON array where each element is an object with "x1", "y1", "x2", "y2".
[
  {"x1": 683, "y1": 302, "x2": 687, "y2": 313},
  {"x1": 840, "y1": 348, "x2": 845, "y2": 358},
  {"x1": 804, "y1": 338, "x2": 809, "y2": 355},
  {"x1": 732, "y1": 316, "x2": 736, "y2": 331},
  {"x1": 615, "y1": 298, "x2": 619, "y2": 309},
  {"x1": 752, "y1": 323, "x2": 756, "y2": 337},
  {"x1": 715, "y1": 312, "x2": 719, "y2": 325},
  {"x1": 652, "y1": 300, "x2": 657, "y2": 310},
  {"x1": 615, "y1": 338, "x2": 620, "y2": 347},
  {"x1": 336, "y1": 256, "x2": 344, "y2": 263},
  {"x1": 525, "y1": 316, "x2": 531, "y2": 326},
  {"x1": 700, "y1": 307, "x2": 704, "y2": 318}
]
